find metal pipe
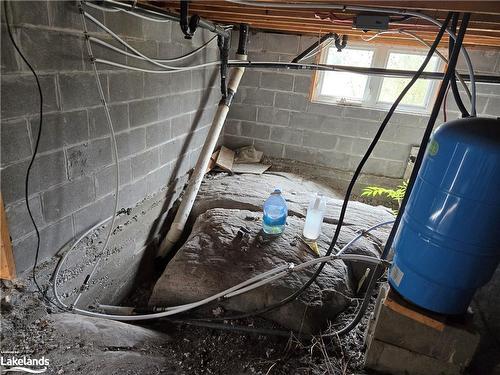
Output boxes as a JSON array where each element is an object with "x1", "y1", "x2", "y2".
[
  {"x1": 100, "y1": 0, "x2": 230, "y2": 38},
  {"x1": 226, "y1": 61, "x2": 500, "y2": 84}
]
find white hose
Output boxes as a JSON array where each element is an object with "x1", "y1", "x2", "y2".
[
  {"x1": 53, "y1": 214, "x2": 391, "y2": 321},
  {"x1": 83, "y1": 0, "x2": 170, "y2": 22},
  {"x1": 226, "y1": 0, "x2": 476, "y2": 116},
  {"x1": 94, "y1": 58, "x2": 222, "y2": 73},
  {"x1": 89, "y1": 35, "x2": 218, "y2": 63}
]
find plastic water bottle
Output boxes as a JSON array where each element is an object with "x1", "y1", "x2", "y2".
[
  {"x1": 262, "y1": 188, "x2": 288, "y2": 234},
  {"x1": 303, "y1": 193, "x2": 326, "y2": 240}
]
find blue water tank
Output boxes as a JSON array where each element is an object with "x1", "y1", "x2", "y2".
[{"x1": 389, "y1": 117, "x2": 500, "y2": 315}]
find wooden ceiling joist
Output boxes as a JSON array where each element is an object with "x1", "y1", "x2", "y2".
[{"x1": 149, "y1": 1, "x2": 500, "y2": 48}]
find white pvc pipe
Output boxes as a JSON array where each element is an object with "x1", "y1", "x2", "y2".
[{"x1": 157, "y1": 53, "x2": 247, "y2": 257}]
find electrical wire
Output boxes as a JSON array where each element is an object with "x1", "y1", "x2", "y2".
[
  {"x1": 89, "y1": 35, "x2": 218, "y2": 63},
  {"x1": 94, "y1": 58, "x2": 222, "y2": 72},
  {"x1": 3, "y1": 1, "x2": 65, "y2": 312},
  {"x1": 83, "y1": 0, "x2": 170, "y2": 22},
  {"x1": 360, "y1": 29, "x2": 471, "y2": 100}
]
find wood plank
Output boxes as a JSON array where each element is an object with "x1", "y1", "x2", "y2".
[
  {"x1": 0, "y1": 193, "x2": 16, "y2": 280},
  {"x1": 232, "y1": 163, "x2": 271, "y2": 174}
]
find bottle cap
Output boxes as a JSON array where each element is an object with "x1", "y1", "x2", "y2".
[{"x1": 272, "y1": 188, "x2": 282, "y2": 194}]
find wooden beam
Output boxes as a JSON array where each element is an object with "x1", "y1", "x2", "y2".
[{"x1": 0, "y1": 193, "x2": 16, "y2": 280}]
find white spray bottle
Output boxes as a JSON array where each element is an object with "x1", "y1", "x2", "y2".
[{"x1": 303, "y1": 193, "x2": 326, "y2": 241}]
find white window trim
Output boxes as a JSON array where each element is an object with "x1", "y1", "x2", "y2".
[{"x1": 312, "y1": 43, "x2": 443, "y2": 115}]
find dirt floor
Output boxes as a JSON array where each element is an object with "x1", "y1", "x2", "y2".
[{"x1": 1, "y1": 278, "x2": 376, "y2": 374}]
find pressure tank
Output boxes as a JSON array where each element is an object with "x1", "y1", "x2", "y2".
[{"x1": 389, "y1": 117, "x2": 500, "y2": 315}]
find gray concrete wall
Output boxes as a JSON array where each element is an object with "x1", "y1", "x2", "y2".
[
  {"x1": 1, "y1": 1, "x2": 220, "y2": 274},
  {"x1": 224, "y1": 31, "x2": 500, "y2": 185}
]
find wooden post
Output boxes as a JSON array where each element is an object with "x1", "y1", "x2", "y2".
[{"x1": 1, "y1": 193, "x2": 16, "y2": 280}]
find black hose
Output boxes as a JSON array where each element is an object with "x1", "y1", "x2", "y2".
[
  {"x1": 199, "y1": 12, "x2": 454, "y2": 327},
  {"x1": 449, "y1": 12, "x2": 470, "y2": 118}
]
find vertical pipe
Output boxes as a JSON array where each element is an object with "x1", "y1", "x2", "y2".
[{"x1": 157, "y1": 25, "x2": 249, "y2": 258}]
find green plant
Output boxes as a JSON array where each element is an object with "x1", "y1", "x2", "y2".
[{"x1": 361, "y1": 180, "x2": 408, "y2": 211}]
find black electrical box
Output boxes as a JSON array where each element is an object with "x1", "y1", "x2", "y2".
[{"x1": 353, "y1": 15, "x2": 390, "y2": 31}]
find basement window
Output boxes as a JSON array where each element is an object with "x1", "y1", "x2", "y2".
[{"x1": 312, "y1": 44, "x2": 442, "y2": 114}]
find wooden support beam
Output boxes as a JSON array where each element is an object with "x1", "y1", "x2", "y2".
[{"x1": 0, "y1": 193, "x2": 16, "y2": 280}]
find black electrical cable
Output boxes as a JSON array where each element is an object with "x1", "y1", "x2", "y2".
[
  {"x1": 4, "y1": 1, "x2": 66, "y2": 312},
  {"x1": 198, "y1": 12, "x2": 453, "y2": 326},
  {"x1": 449, "y1": 12, "x2": 470, "y2": 118}
]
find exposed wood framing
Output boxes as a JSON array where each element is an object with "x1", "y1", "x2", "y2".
[
  {"x1": 0, "y1": 193, "x2": 16, "y2": 280},
  {"x1": 148, "y1": 1, "x2": 500, "y2": 48}
]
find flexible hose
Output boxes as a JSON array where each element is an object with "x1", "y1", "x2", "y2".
[
  {"x1": 84, "y1": 0, "x2": 170, "y2": 22},
  {"x1": 449, "y1": 13, "x2": 470, "y2": 117}
]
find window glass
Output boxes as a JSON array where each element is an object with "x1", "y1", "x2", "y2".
[
  {"x1": 320, "y1": 48, "x2": 374, "y2": 101},
  {"x1": 378, "y1": 53, "x2": 440, "y2": 107}
]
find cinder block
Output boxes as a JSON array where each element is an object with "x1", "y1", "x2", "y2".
[
  {"x1": 4, "y1": 197, "x2": 44, "y2": 241},
  {"x1": 234, "y1": 87, "x2": 275, "y2": 107},
  {"x1": 88, "y1": 103, "x2": 129, "y2": 139},
  {"x1": 334, "y1": 136, "x2": 354, "y2": 153},
  {"x1": 192, "y1": 68, "x2": 219, "y2": 89},
  {"x1": 253, "y1": 140, "x2": 283, "y2": 158},
  {"x1": 257, "y1": 107, "x2": 289, "y2": 126},
  {"x1": 260, "y1": 72, "x2": 294, "y2": 91},
  {"x1": 131, "y1": 148, "x2": 160, "y2": 180},
  {"x1": 303, "y1": 130, "x2": 338, "y2": 150},
  {"x1": 129, "y1": 98, "x2": 159, "y2": 128},
  {"x1": 144, "y1": 73, "x2": 171, "y2": 98},
  {"x1": 274, "y1": 92, "x2": 308, "y2": 112},
  {"x1": 13, "y1": 215, "x2": 74, "y2": 274},
  {"x1": 170, "y1": 114, "x2": 191, "y2": 138},
  {"x1": 224, "y1": 119, "x2": 241, "y2": 136},
  {"x1": 47, "y1": 0, "x2": 101, "y2": 32},
  {"x1": 147, "y1": 164, "x2": 172, "y2": 195},
  {"x1": 365, "y1": 287, "x2": 480, "y2": 374},
  {"x1": 73, "y1": 194, "x2": 115, "y2": 235},
  {"x1": 30, "y1": 110, "x2": 88, "y2": 153},
  {"x1": 384, "y1": 160, "x2": 406, "y2": 178},
  {"x1": 372, "y1": 141, "x2": 410, "y2": 162},
  {"x1": 1, "y1": 24, "x2": 20, "y2": 72},
  {"x1": 116, "y1": 128, "x2": 146, "y2": 159},
  {"x1": 239, "y1": 70, "x2": 261, "y2": 87},
  {"x1": 227, "y1": 104, "x2": 257, "y2": 121},
  {"x1": 270, "y1": 127, "x2": 302, "y2": 145},
  {"x1": 159, "y1": 94, "x2": 184, "y2": 119},
  {"x1": 1, "y1": 74, "x2": 59, "y2": 119},
  {"x1": 146, "y1": 120, "x2": 172, "y2": 147},
  {"x1": 142, "y1": 18, "x2": 171, "y2": 42},
  {"x1": 170, "y1": 71, "x2": 192, "y2": 93},
  {"x1": 59, "y1": 72, "x2": 108, "y2": 110},
  {"x1": 482, "y1": 96, "x2": 499, "y2": 116},
  {"x1": 19, "y1": 28, "x2": 84, "y2": 72},
  {"x1": 241, "y1": 122, "x2": 270, "y2": 140},
  {"x1": 1, "y1": 151, "x2": 67, "y2": 204},
  {"x1": 66, "y1": 138, "x2": 113, "y2": 180},
  {"x1": 306, "y1": 102, "x2": 344, "y2": 118},
  {"x1": 343, "y1": 106, "x2": 384, "y2": 122},
  {"x1": 293, "y1": 75, "x2": 311, "y2": 94},
  {"x1": 108, "y1": 71, "x2": 144, "y2": 103},
  {"x1": 1, "y1": 118, "x2": 32, "y2": 167},
  {"x1": 8, "y1": 0, "x2": 49, "y2": 26},
  {"x1": 104, "y1": 11, "x2": 143, "y2": 38},
  {"x1": 289, "y1": 112, "x2": 324, "y2": 131},
  {"x1": 42, "y1": 177, "x2": 95, "y2": 222},
  {"x1": 283, "y1": 145, "x2": 316, "y2": 164},
  {"x1": 159, "y1": 136, "x2": 185, "y2": 164},
  {"x1": 223, "y1": 135, "x2": 252, "y2": 150},
  {"x1": 316, "y1": 150, "x2": 352, "y2": 170},
  {"x1": 263, "y1": 33, "x2": 299, "y2": 54},
  {"x1": 117, "y1": 177, "x2": 148, "y2": 209},
  {"x1": 95, "y1": 159, "x2": 132, "y2": 198}
]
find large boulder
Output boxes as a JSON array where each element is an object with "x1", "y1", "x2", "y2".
[{"x1": 150, "y1": 173, "x2": 394, "y2": 333}]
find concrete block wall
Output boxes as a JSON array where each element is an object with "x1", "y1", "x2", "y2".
[
  {"x1": 224, "y1": 31, "x2": 500, "y2": 183},
  {"x1": 1, "y1": 1, "x2": 221, "y2": 274}
]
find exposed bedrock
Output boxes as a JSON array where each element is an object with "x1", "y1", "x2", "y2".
[{"x1": 150, "y1": 173, "x2": 394, "y2": 333}]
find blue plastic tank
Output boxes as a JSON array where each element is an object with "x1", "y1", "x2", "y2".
[{"x1": 389, "y1": 117, "x2": 500, "y2": 315}]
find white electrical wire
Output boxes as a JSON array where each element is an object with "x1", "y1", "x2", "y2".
[
  {"x1": 83, "y1": 0, "x2": 170, "y2": 22},
  {"x1": 90, "y1": 35, "x2": 218, "y2": 63},
  {"x1": 94, "y1": 58, "x2": 222, "y2": 72},
  {"x1": 361, "y1": 29, "x2": 471, "y2": 100},
  {"x1": 226, "y1": 0, "x2": 477, "y2": 116},
  {"x1": 84, "y1": 11, "x2": 210, "y2": 71},
  {"x1": 52, "y1": 215, "x2": 390, "y2": 321}
]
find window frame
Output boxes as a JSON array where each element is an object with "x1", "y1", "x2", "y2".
[{"x1": 311, "y1": 43, "x2": 443, "y2": 114}]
